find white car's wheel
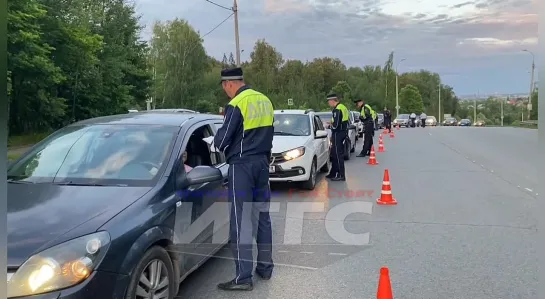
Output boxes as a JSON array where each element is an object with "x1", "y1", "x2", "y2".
[
  {"x1": 320, "y1": 154, "x2": 331, "y2": 173},
  {"x1": 302, "y1": 159, "x2": 317, "y2": 190}
]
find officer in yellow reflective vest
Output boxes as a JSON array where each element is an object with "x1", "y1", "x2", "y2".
[
  {"x1": 326, "y1": 93, "x2": 349, "y2": 181},
  {"x1": 354, "y1": 99, "x2": 375, "y2": 157},
  {"x1": 214, "y1": 67, "x2": 274, "y2": 291}
]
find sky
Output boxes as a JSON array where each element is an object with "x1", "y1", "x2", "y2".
[{"x1": 134, "y1": 0, "x2": 538, "y2": 96}]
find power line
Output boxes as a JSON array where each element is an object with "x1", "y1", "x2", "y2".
[
  {"x1": 202, "y1": 12, "x2": 234, "y2": 38},
  {"x1": 204, "y1": 0, "x2": 233, "y2": 11}
]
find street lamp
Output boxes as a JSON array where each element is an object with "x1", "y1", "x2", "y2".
[
  {"x1": 395, "y1": 58, "x2": 406, "y2": 118},
  {"x1": 522, "y1": 49, "x2": 535, "y2": 120}
]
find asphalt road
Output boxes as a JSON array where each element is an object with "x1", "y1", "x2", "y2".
[{"x1": 177, "y1": 126, "x2": 538, "y2": 299}]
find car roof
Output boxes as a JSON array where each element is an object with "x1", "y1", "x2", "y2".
[
  {"x1": 274, "y1": 109, "x2": 311, "y2": 115},
  {"x1": 70, "y1": 111, "x2": 223, "y2": 127}
]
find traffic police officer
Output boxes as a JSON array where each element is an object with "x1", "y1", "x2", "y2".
[
  {"x1": 355, "y1": 99, "x2": 375, "y2": 157},
  {"x1": 326, "y1": 93, "x2": 349, "y2": 181},
  {"x1": 214, "y1": 67, "x2": 275, "y2": 291}
]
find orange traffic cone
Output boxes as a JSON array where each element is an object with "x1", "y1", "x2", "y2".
[
  {"x1": 376, "y1": 169, "x2": 397, "y2": 205},
  {"x1": 389, "y1": 131, "x2": 395, "y2": 138},
  {"x1": 378, "y1": 138, "x2": 385, "y2": 152},
  {"x1": 396, "y1": 124, "x2": 400, "y2": 130},
  {"x1": 367, "y1": 145, "x2": 378, "y2": 165},
  {"x1": 377, "y1": 267, "x2": 394, "y2": 299}
]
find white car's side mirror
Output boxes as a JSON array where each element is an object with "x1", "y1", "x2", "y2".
[{"x1": 315, "y1": 130, "x2": 328, "y2": 138}]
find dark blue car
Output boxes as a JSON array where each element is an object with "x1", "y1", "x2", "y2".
[{"x1": 7, "y1": 111, "x2": 231, "y2": 299}]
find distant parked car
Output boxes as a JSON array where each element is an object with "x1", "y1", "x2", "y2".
[
  {"x1": 393, "y1": 114, "x2": 410, "y2": 127},
  {"x1": 474, "y1": 120, "x2": 486, "y2": 127},
  {"x1": 377, "y1": 113, "x2": 384, "y2": 129},
  {"x1": 425, "y1": 116, "x2": 437, "y2": 126},
  {"x1": 459, "y1": 119, "x2": 471, "y2": 126},
  {"x1": 442, "y1": 118, "x2": 458, "y2": 126}
]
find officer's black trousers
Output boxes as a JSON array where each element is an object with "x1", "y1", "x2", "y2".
[
  {"x1": 330, "y1": 131, "x2": 346, "y2": 178},
  {"x1": 362, "y1": 123, "x2": 374, "y2": 155},
  {"x1": 227, "y1": 157, "x2": 274, "y2": 284}
]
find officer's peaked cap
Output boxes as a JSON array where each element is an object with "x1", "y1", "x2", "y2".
[
  {"x1": 221, "y1": 67, "x2": 244, "y2": 81},
  {"x1": 326, "y1": 93, "x2": 338, "y2": 100}
]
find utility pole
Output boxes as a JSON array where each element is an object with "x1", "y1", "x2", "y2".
[
  {"x1": 523, "y1": 49, "x2": 534, "y2": 120},
  {"x1": 500, "y1": 97, "x2": 504, "y2": 126},
  {"x1": 395, "y1": 58, "x2": 406, "y2": 118},
  {"x1": 233, "y1": 0, "x2": 241, "y2": 66},
  {"x1": 473, "y1": 94, "x2": 477, "y2": 123},
  {"x1": 438, "y1": 84, "x2": 441, "y2": 124}
]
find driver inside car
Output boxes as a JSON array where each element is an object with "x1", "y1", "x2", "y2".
[{"x1": 183, "y1": 151, "x2": 193, "y2": 172}]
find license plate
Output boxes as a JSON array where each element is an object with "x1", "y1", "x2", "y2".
[{"x1": 269, "y1": 166, "x2": 275, "y2": 173}]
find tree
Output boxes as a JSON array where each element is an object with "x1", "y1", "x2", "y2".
[
  {"x1": 228, "y1": 52, "x2": 236, "y2": 67},
  {"x1": 399, "y1": 84, "x2": 424, "y2": 113},
  {"x1": 531, "y1": 89, "x2": 538, "y2": 120},
  {"x1": 8, "y1": 10, "x2": 465, "y2": 138},
  {"x1": 331, "y1": 81, "x2": 352, "y2": 102}
]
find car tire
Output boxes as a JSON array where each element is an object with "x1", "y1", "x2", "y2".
[
  {"x1": 320, "y1": 154, "x2": 331, "y2": 173},
  {"x1": 125, "y1": 246, "x2": 177, "y2": 299},
  {"x1": 344, "y1": 141, "x2": 351, "y2": 160},
  {"x1": 302, "y1": 159, "x2": 317, "y2": 190}
]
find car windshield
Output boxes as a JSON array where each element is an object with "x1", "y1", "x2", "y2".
[
  {"x1": 7, "y1": 124, "x2": 179, "y2": 186},
  {"x1": 447, "y1": 118, "x2": 456, "y2": 121},
  {"x1": 427, "y1": 116, "x2": 435, "y2": 120},
  {"x1": 273, "y1": 114, "x2": 311, "y2": 136},
  {"x1": 398, "y1": 114, "x2": 409, "y2": 119}
]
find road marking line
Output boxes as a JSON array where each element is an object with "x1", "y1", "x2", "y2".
[
  {"x1": 300, "y1": 252, "x2": 314, "y2": 254},
  {"x1": 525, "y1": 188, "x2": 533, "y2": 192},
  {"x1": 480, "y1": 164, "x2": 484, "y2": 167},
  {"x1": 490, "y1": 170, "x2": 494, "y2": 173},
  {"x1": 472, "y1": 160, "x2": 476, "y2": 163},
  {"x1": 328, "y1": 253, "x2": 348, "y2": 256},
  {"x1": 278, "y1": 250, "x2": 290, "y2": 253}
]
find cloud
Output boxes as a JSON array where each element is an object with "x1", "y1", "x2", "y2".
[{"x1": 134, "y1": 0, "x2": 538, "y2": 95}]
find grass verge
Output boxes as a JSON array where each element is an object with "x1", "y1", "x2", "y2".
[{"x1": 8, "y1": 132, "x2": 51, "y2": 148}]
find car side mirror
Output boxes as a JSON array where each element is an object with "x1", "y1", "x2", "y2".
[
  {"x1": 176, "y1": 165, "x2": 222, "y2": 189},
  {"x1": 315, "y1": 130, "x2": 328, "y2": 139}
]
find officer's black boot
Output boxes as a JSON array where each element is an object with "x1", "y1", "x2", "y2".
[
  {"x1": 217, "y1": 279, "x2": 254, "y2": 291},
  {"x1": 356, "y1": 151, "x2": 366, "y2": 157}
]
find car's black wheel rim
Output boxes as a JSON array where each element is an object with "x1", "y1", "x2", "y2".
[{"x1": 136, "y1": 259, "x2": 170, "y2": 299}]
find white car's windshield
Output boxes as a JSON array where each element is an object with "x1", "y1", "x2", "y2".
[
  {"x1": 7, "y1": 125, "x2": 178, "y2": 186},
  {"x1": 273, "y1": 114, "x2": 311, "y2": 136},
  {"x1": 398, "y1": 114, "x2": 409, "y2": 119}
]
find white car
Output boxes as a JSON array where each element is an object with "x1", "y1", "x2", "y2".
[
  {"x1": 314, "y1": 111, "x2": 357, "y2": 160},
  {"x1": 269, "y1": 109, "x2": 331, "y2": 190},
  {"x1": 352, "y1": 111, "x2": 364, "y2": 138}
]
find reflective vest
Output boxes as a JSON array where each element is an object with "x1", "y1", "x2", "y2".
[
  {"x1": 363, "y1": 104, "x2": 376, "y2": 120},
  {"x1": 229, "y1": 89, "x2": 274, "y2": 132},
  {"x1": 332, "y1": 103, "x2": 350, "y2": 123}
]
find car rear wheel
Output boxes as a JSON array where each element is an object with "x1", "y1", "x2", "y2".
[
  {"x1": 344, "y1": 141, "x2": 351, "y2": 160},
  {"x1": 301, "y1": 159, "x2": 317, "y2": 190},
  {"x1": 125, "y1": 246, "x2": 177, "y2": 299}
]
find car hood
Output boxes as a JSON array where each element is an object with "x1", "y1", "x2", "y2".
[
  {"x1": 272, "y1": 135, "x2": 310, "y2": 153},
  {"x1": 7, "y1": 183, "x2": 152, "y2": 267}
]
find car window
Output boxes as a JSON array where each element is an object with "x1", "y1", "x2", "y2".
[
  {"x1": 7, "y1": 124, "x2": 179, "y2": 186},
  {"x1": 185, "y1": 123, "x2": 223, "y2": 170},
  {"x1": 398, "y1": 114, "x2": 409, "y2": 119},
  {"x1": 314, "y1": 116, "x2": 325, "y2": 131},
  {"x1": 273, "y1": 114, "x2": 311, "y2": 136}
]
